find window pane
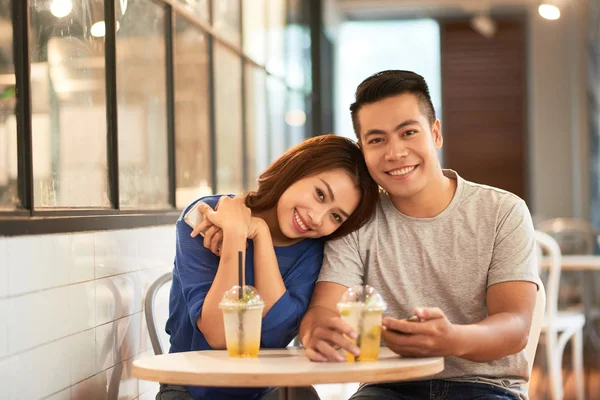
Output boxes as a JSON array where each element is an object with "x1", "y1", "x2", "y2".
[
  {"x1": 242, "y1": 0, "x2": 266, "y2": 64},
  {"x1": 0, "y1": 1, "x2": 17, "y2": 209},
  {"x1": 176, "y1": 0, "x2": 209, "y2": 22},
  {"x1": 174, "y1": 16, "x2": 212, "y2": 208},
  {"x1": 286, "y1": 0, "x2": 311, "y2": 91},
  {"x1": 117, "y1": 0, "x2": 169, "y2": 208},
  {"x1": 213, "y1": 0, "x2": 241, "y2": 47},
  {"x1": 214, "y1": 44, "x2": 243, "y2": 194},
  {"x1": 266, "y1": 0, "x2": 285, "y2": 76},
  {"x1": 286, "y1": 90, "x2": 306, "y2": 147},
  {"x1": 245, "y1": 65, "x2": 267, "y2": 190},
  {"x1": 267, "y1": 76, "x2": 287, "y2": 162},
  {"x1": 29, "y1": 0, "x2": 109, "y2": 207}
]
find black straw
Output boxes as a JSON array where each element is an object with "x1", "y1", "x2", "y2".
[
  {"x1": 238, "y1": 251, "x2": 243, "y2": 300},
  {"x1": 363, "y1": 250, "x2": 370, "y2": 302}
]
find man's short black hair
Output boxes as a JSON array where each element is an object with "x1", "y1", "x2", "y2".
[{"x1": 350, "y1": 70, "x2": 436, "y2": 138}]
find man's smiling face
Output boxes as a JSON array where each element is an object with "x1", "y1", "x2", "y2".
[{"x1": 357, "y1": 93, "x2": 443, "y2": 200}]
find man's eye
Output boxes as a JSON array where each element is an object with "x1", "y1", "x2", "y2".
[{"x1": 368, "y1": 138, "x2": 383, "y2": 145}]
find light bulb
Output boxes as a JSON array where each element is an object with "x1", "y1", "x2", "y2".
[
  {"x1": 538, "y1": 4, "x2": 561, "y2": 20},
  {"x1": 50, "y1": 0, "x2": 72, "y2": 18},
  {"x1": 91, "y1": 21, "x2": 120, "y2": 38}
]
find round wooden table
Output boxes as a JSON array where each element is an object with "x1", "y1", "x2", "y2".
[{"x1": 133, "y1": 347, "x2": 444, "y2": 398}]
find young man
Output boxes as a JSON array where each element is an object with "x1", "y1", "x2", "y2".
[{"x1": 299, "y1": 70, "x2": 541, "y2": 400}]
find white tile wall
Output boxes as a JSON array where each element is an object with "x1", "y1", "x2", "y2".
[
  {"x1": 0, "y1": 227, "x2": 173, "y2": 400},
  {"x1": 0, "y1": 239, "x2": 7, "y2": 297}
]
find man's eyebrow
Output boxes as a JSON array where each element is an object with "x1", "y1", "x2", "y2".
[
  {"x1": 320, "y1": 178, "x2": 350, "y2": 218},
  {"x1": 363, "y1": 119, "x2": 420, "y2": 139}
]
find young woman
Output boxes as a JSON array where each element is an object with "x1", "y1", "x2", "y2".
[{"x1": 161, "y1": 134, "x2": 379, "y2": 400}]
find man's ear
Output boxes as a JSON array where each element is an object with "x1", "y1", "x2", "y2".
[{"x1": 432, "y1": 119, "x2": 443, "y2": 150}]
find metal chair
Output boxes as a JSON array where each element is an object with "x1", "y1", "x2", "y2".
[
  {"x1": 535, "y1": 230, "x2": 585, "y2": 400},
  {"x1": 144, "y1": 272, "x2": 173, "y2": 355}
]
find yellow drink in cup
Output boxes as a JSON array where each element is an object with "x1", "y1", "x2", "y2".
[
  {"x1": 337, "y1": 285, "x2": 387, "y2": 362},
  {"x1": 218, "y1": 285, "x2": 264, "y2": 358}
]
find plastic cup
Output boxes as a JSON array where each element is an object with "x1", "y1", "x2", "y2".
[
  {"x1": 218, "y1": 285, "x2": 264, "y2": 358},
  {"x1": 337, "y1": 285, "x2": 387, "y2": 362}
]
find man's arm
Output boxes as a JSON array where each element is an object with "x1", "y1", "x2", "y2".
[
  {"x1": 381, "y1": 280, "x2": 537, "y2": 361},
  {"x1": 299, "y1": 282, "x2": 360, "y2": 362}
]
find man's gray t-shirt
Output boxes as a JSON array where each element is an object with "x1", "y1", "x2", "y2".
[{"x1": 317, "y1": 170, "x2": 541, "y2": 400}]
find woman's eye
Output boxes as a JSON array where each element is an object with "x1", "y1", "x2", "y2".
[
  {"x1": 332, "y1": 213, "x2": 342, "y2": 223},
  {"x1": 316, "y1": 188, "x2": 325, "y2": 201}
]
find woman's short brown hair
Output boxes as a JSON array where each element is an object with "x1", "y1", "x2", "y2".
[{"x1": 245, "y1": 134, "x2": 379, "y2": 240}]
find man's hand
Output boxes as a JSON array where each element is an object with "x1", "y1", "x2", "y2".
[
  {"x1": 303, "y1": 314, "x2": 360, "y2": 362},
  {"x1": 382, "y1": 307, "x2": 461, "y2": 358}
]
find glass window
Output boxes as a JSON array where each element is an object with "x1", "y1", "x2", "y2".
[
  {"x1": 116, "y1": 0, "x2": 169, "y2": 208},
  {"x1": 245, "y1": 64, "x2": 267, "y2": 190},
  {"x1": 0, "y1": 0, "x2": 17, "y2": 209},
  {"x1": 213, "y1": 0, "x2": 241, "y2": 47},
  {"x1": 176, "y1": 0, "x2": 209, "y2": 22},
  {"x1": 214, "y1": 44, "x2": 243, "y2": 194},
  {"x1": 266, "y1": 0, "x2": 285, "y2": 76},
  {"x1": 29, "y1": 0, "x2": 110, "y2": 207},
  {"x1": 267, "y1": 76, "x2": 287, "y2": 162},
  {"x1": 242, "y1": 0, "x2": 266, "y2": 65},
  {"x1": 285, "y1": 0, "x2": 310, "y2": 91},
  {"x1": 174, "y1": 16, "x2": 212, "y2": 208},
  {"x1": 286, "y1": 90, "x2": 307, "y2": 147}
]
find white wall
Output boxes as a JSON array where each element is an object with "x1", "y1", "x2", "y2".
[
  {"x1": 528, "y1": 0, "x2": 590, "y2": 220},
  {"x1": 0, "y1": 226, "x2": 174, "y2": 400}
]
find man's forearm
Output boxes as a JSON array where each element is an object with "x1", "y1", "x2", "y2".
[
  {"x1": 299, "y1": 304, "x2": 339, "y2": 346},
  {"x1": 454, "y1": 312, "x2": 530, "y2": 362}
]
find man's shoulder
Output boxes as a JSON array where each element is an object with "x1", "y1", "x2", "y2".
[{"x1": 459, "y1": 176, "x2": 526, "y2": 214}]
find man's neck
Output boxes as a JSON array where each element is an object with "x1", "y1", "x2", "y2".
[{"x1": 389, "y1": 170, "x2": 457, "y2": 218}]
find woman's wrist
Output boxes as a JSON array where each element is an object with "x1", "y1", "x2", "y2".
[{"x1": 249, "y1": 217, "x2": 270, "y2": 240}]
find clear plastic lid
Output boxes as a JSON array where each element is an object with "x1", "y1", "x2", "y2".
[
  {"x1": 337, "y1": 284, "x2": 387, "y2": 312},
  {"x1": 218, "y1": 285, "x2": 265, "y2": 310}
]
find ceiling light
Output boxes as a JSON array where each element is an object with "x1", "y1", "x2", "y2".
[
  {"x1": 538, "y1": 4, "x2": 561, "y2": 20},
  {"x1": 90, "y1": 21, "x2": 121, "y2": 38},
  {"x1": 285, "y1": 110, "x2": 306, "y2": 127},
  {"x1": 50, "y1": 0, "x2": 72, "y2": 18},
  {"x1": 470, "y1": 14, "x2": 496, "y2": 39}
]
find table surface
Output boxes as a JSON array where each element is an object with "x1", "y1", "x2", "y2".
[
  {"x1": 541, "y1": 254, "x2": 600, "y2": 271},
  {"x1": 132, "y1": 347, "x2": 444, "y2": 387}
]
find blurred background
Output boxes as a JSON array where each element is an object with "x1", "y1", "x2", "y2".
[{"x1": 0, "y1": 0, "x2": 598, "y2": 399}]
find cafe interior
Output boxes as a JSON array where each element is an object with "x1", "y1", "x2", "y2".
[{"x1": 0, "y1": 0, "x2": 599, "y2": 399}]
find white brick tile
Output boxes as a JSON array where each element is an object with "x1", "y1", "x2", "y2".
[
  {"x1": 0, "y1": 239, "x2": 8, "y2": 297},
  {"x1": 7, "y1": 235, "x2": 68, "y2": 295},
  {"x1": 70, "y1": 329, "x2": 97, "y2": 385},
  {"x1": 95, "y1": 231, "x2": 138, "y2": 279}
]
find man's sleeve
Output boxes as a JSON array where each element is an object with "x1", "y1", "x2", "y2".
[
  {"x1": 316, "y1": 231, "x2": 364, "y2": 288},
  {"x1": 488, "y1": 198, "x2": 542, "y2": 289}
]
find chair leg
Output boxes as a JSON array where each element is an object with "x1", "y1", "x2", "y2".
[
  {"x1": 572, "y1": 329, "x2": 585, "y2": 400},
  {"x1": 546, "y1": 332, "x2": 563, "y2": 400}
]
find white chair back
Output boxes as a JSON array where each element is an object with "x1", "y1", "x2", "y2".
[
  {"x1": 525, "y1": 280, "x2": 546, "y2": 374},
  {"x1": 537, "y1": 217, "x2": 598, "y2": 255},
  {"x1": 534, "y1": 231, "x2": 562, "y2": 329}
]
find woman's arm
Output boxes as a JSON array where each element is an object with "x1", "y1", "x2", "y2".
[
  {"x1": 194, "y1": 198, "x2": 252, "y2": 348},
  {"x1": 250, "y1": 219, "x2": 286, "y2": 315}
]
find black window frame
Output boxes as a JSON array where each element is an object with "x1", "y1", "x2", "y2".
[{"x1": 1, "y1": 0, "x2": 321, "y2": 236}]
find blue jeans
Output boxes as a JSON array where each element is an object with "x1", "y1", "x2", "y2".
[{"x1": 349, "y1": 380, "x2": 520, "y2": 400}]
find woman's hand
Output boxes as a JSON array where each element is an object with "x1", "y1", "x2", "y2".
[
  {"x1": 192, "y1": 203, "x2": 268, "y2": 256},
  {"x1": 197, "y1": 196, "x2": 251, "y2": 235}
]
